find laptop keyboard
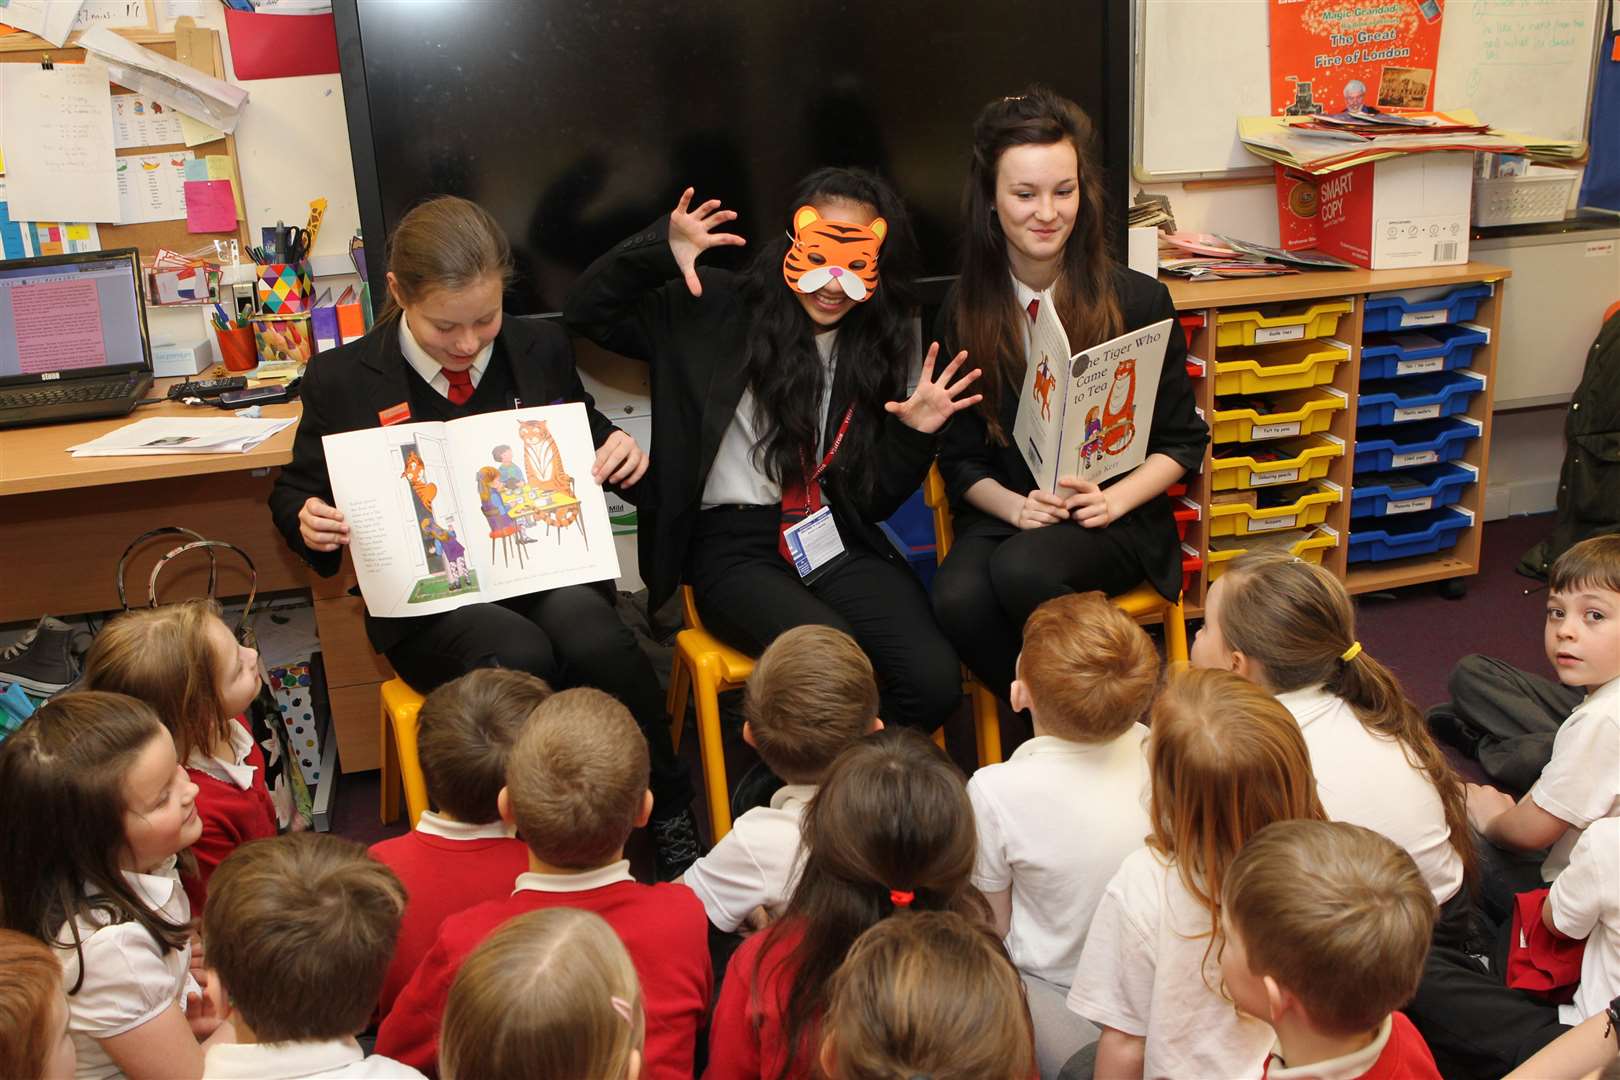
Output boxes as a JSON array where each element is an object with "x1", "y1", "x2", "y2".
[{"x1": 0, "y1": 376, "x2": 143, "y2": 410}]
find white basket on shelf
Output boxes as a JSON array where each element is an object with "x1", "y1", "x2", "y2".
[{"x1": 1472, "y1": 168, "x2": 1579, "y2": 227}]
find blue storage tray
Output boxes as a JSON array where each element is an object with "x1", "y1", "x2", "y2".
[
  {"x1": 1348, "y1": 507, "x2": 1473, "y2": 564},
  {"x1": 1354, "y1": 417, "x2": 1481, "y2": 473},
  {"x1": 1359, "y1": 324, "x2": 1489, "y2": 381},
  {"x1": 883, "y1": 486, "x2": 935, "y2": 551},
  {"x1": 1362, "y1": 283, "x2": 1492, "y2": 333},
  {"x1": 1356, "y1": 371, "x2": 1486, "y2": 428},
  {"x1": 1350, "y1": 463, "x2": 1477, "y2": 519}
]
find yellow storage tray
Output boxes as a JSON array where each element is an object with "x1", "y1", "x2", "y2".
[
  {"x1": 1207, "y1": 526, "x2": 1340, "y2": 581},
  {"x1": 1213, "y1": 339, "x2": 1350, "y2": 396},
  {"x1": 1211, "y1": 387, "x2": 1347, "y2": 444},
  {"x1": 1215, "y1": 300, "x2": 1353, "y2": 348},
  {"x1": 1208, "y1": 481, "x2": 1342, "y2": 538},
  {"x1": 1209, "y1": 435, "x2": 1345, "y2": 492}
]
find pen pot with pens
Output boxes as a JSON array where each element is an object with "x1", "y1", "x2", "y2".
[
  {"x1": 250, "y1": 223, "x2": 315, "y2": 314},
  {"x1": 211, "y1": 305, "x2": 258, "y2": 372}
]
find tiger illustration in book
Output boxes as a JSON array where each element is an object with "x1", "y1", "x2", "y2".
[
  {"x1": 402, "y1": 448, "x2": 470, "y2": 587},
  {"x1": 1101, "y1": 359, "x2": 1137, "y2": 455},
  {"x1": 781, "y1": 205, "x2": 886, "y2": 302},
  {"x1": 518, "y1": 419, "x2": 573, "y2": 497},
  {"x1": 1032, "y1": 358, "x2": 1056, "y2": 422}
]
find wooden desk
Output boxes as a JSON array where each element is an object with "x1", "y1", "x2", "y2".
[{"x1": 0, "y1": 383, "x2": 391, "y2": 770}]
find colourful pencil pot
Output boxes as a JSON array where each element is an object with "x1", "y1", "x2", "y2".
[
  {"x1": 216, "y1": 324, "x2": 258, "y2": 372},
  {"x1": 255, "y1": 261, "x2": 315, "y2": 314},
  {"x1": 252, "y1": 313, "x2": 314, "y2": 367}
]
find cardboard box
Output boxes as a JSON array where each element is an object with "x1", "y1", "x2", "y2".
[
  {"x1": 1314, "y1": 153, "x2": 1472, "y2": 270},
  {"x1": 151, "y1": 340, "x2": 212, "y2": 378}
]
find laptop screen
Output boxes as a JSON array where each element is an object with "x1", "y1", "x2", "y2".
[{"x1": 0, "y1": 249, "x2": 151, "y2": 385}]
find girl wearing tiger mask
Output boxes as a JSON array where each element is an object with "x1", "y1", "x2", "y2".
[
  {"x1": 930, "y1": 90, "x2": 1209, "y2": 715},
  {"x1": 566, "y1": 168, "x2": 979, "y2": 745}
]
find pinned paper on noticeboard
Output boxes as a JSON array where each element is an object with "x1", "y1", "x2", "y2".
[{"x1": 184, "y1": 178, "x2": 235, "y2": 233}]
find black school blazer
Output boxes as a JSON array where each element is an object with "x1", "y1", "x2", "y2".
[
  {"x1": 268, "y1": 314, "x2": 620, "y2": 653},
  {"x1": 564, "y1": 218, "x2": 937, "y2": 612},
  {"x1": 935, "y1": 269, "x2": 1210, "y2": 602}
]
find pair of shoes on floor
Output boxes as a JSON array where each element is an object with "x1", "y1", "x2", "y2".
[
  {"x1": 1427, "y1": 703, "x2": 1484, "y2": 758},
  {"x1": 0, "y1": 616, "x2": 94, "y2": 695},
  {"x1": 650, "y1": 806, "x2": 706, "y2": 881}
]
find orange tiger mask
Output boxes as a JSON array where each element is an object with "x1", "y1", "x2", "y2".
[{"x1": 781, "y1": 205, "x2": 887, "y2": 302}]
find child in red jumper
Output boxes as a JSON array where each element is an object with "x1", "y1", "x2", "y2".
[
  {"x1": 1220, "y1": 819, "x2": 1443, "y2": 1080},
  {"x1": 84, "y1": 599, "x2": 275, "y2": 912},
  {"x1": 368, "y1": 669, "x2": 545, "y2": 1019},
  {"x1": 707, "y1": 728, "x2": 992, "y2": 1080},
  {"x1": 375, "y1": 688, "x2": 710, "y2": 1079}
]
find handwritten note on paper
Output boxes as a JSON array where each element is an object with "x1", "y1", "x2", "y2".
[
  {"x1": 1, "y1": 64, "x2": 119, "y2": 223},
  {"x1": 111, "y1": 94, "x2": 183, "y2": 149},
  {"x1": 178, "y1": 111, "x2": 224, "y2": 147},
  {"x1": 116, "y1": 149, "x2": 191, "y2": 224},
  {"x1": 14, "y1": 277, "x2": 107, "y2": 374},
  {"x1": 184, "y1": 178, "x2": 234, "y2": 233},
  {"x1": 73, "y1": 1, "x2": 149, "y2": 31},
  {"x1": 0, "y1": 0, "x2": 87, "y2": 47}
]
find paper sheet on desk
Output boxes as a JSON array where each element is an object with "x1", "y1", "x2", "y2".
[
  {"x1": 78, "y1": 27, "x2": 249, "y2": 134},
  {"x1": 67, "y1": 416, "x2": 295, "y2": 457}
]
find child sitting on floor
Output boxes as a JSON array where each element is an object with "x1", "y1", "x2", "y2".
[
  {"x1": 682, "y1": 625, "x2": 881, "y2": 933},
  {"x1": 368, "y1": 668, "x2": 546, "y2": 1019},
  {"x1": 0, "y1": 929, "x2": 78, "y2": 1080},
  {"x1": 200, "y1": 833, "x2": 422, "y2": 1079},
  {"x1": 1221, "y1": 819, "x2": 1442, "y2": 1080}
]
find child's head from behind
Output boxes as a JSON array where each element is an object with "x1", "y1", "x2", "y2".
[
  {"x1": 0, "y1": 929, "x2": 76, "y2": 1080},
  {"x1": 820, "y1": 911, "x2": 1033, "y2": 1080},
  {"x1": 442, "y1": 907, "x2": 644, "y2": 1080},
  {"x1": 1014, "y1": 591, "x2": 1160, "y2": 741},
  {"x1": 1220, "y1": 820, "x2": 1435, "y2": 1037},
  {"x1": 1546, "y1": 534, "x2": 1620, "y2": 690},
  {"x1": 1147, "y1": 668, "x2": 1324, "y2": 925},
  {"x1": 84, "y1": 599, "x2": 259, "y2": 764},
  {"x1": 745, "y1": 626, "x2": 880, "y2": 784},
  {"x1": 0, "y1": 692, "x2": 195, "y2": 976},
  {"x1": 501, "y1": 687, "x2": 651, "y2": 869},
  {"x1": 203, "y1": 833, "x2": 405, "y2": 1043},
  {"x1": 419, "y1": 668, "x2": 552, "y2": 824}
]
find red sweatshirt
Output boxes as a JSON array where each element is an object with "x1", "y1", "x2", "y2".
[
  {"x1": 182, "y1": 714, "x2": 277, "y2": 912},
  {"x1": 707, "y1": 922, "x2": 818, "y2": 1080},
  {"x1": 374, "y1": 863, "x2": 711, "y2": 1080}
]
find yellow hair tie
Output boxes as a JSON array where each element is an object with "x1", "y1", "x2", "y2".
[{"x1": 1340, "y1": 641, "x2": 1362, "y2": 663}]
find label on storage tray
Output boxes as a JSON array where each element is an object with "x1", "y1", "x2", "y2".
[
  {"x1": 1254, "y1": 323, "x2": 1306, "y2": 344},
  {"x1": 1395, "y1": 357, "x2": 1445, "y2": 376},
  {"x1": 1393, "y1": 403, "x2": 1442, "y2": 422},
  {"x1": 1250, "y1": 467, "x2": 1301, "y2": 487},
  {"x1": 1249, "y1": 513, "x2": 1299, "y2": 533},
  {"x1": 1251, "y1": 420, "x2": 1303, "y2": 440},
  {"x1": 1391, "y1": 449, "x2": 1439, "y2": 467},
  {"x1": 1400, "y1": 309, "x2": 1448, "y2": 328},
  {"x1": 1386, "y1": 495, "x2": 1435, "y2": 514}
]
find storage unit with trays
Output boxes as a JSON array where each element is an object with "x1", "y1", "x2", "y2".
[{"x1": 1163, "y1": 264, "x2": 1506, "y2": 614}]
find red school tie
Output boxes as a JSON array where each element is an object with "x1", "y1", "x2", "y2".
[
  {"x1": 1027, "y1": 297, "x2": 1040, "y2": 323},
  {"x1": 442, "y1": 367, "x2": 475, "y2": 406}
]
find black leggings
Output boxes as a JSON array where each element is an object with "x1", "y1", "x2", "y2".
[
  {"x1": 686, "y1": 508, "x2": 962, "y2": 732},
  {"x1": 931, "y1": 520, "x2": 1148, "y2": 701},
  {"x1": 385, "y1": 583, "x2": 694, "y2": 819}
]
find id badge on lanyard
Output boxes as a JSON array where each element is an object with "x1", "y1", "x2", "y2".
[{"x1": 779, "y1": 405, "x2": 853, "y2": 583}]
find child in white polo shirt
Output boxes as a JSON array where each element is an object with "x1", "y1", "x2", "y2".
[
  {"x1": 681, "y1": 625, "x2": 881, "y2": 933},
  {"x1": 967, "y1": 591, "x2": 1158, "y2": 1077}
]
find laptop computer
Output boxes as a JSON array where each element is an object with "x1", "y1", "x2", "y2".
[{"x1": 0, "y1": 248, "x2": 155, "y2": 430}]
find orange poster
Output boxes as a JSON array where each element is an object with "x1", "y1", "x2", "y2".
[{"x1": 1270, "y1": 0, "x2": 1445, "y2": 116}]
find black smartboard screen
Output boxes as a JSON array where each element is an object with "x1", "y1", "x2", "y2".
[{"x1": 334, "y1": 0, "x2": 1130, "y2": 314}]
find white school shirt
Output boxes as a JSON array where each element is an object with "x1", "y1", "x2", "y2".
[
  {"x1": 700, "y1": 331, "x2": 837, "y2": 509},
  {"x1": 203, "y1": 1037, "x2": 426, "y2": 1079},
  {"x1": 1548, "y1": 816, "x2": 1620, "y2": 1025},
  {"x1": 967, "y1": 727, "x2": 1151, "y2": 987},
  {"x1": 57, "y1": 858, "x2": 194, "y2": 1080},
  {"x1": 513, "y1": 859, "x2": 636, "y2": 894},
  {"x1": 412, "y1": 808, "x2": 515, "y2": 841},
  {"x1": 1530, "y1": 678, "x2": 1620, "y2": 881},
  {"x1": 398, "y1": 313, "x2": 494, "y2": 398},
  {"x1": 1275, "y1": 685, "x2": 1465, "y2": 905},
  {"x1": 1067, "y1": 846, "x2": 1274, "y2": 1080},
  {"x1": 186, "y1": 715, "x2": 257, "y2": 790},
  {"x1": 682, "y1": 784, "x2": 814, "y2": 932}
]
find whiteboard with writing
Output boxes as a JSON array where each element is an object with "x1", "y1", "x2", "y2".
[{"x1": 1135, "y1": 0, "x2": 1605, "y2": 181}]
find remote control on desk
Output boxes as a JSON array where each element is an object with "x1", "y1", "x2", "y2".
[{"x1": 167, "y1": 377, "x2": 249, "y2": 400}]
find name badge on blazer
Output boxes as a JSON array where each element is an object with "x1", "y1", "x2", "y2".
[{"x1": 378, "y1": 402, "x2": 412, "y2": 426}]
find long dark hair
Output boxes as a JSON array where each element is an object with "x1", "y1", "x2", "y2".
[
  {"x1": 753, "y1": 727, "x2": 985, "y2": 1080},
  {"x1": 0, "y1": 693, "x2": 191, "y2": 993},
  {"x1": 740, "y1": 167, "x2": 919, "y2": 504},
  {"x1": 951, "y1": 87, "x2": 1121, "y2": 444}
]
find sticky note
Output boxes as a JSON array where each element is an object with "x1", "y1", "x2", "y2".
[
  {"x1": 66, "y1": 224, "x2": 90, "y2": 240},
  {"x1": 183, "y1": 158, "x2": 209, "y2": 181},
  {"x1": 205, "y1": 155, "x2": 231, "y2": 181},
  {"x1": 184, "y1": 179, "x2": 236, "y2": 233},
  {"x1": 179, "y1": 112, "x2": 224, "y2": 147}
]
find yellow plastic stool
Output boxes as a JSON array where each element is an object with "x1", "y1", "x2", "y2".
[
  {"x1": 379, "y1": 677, "x2": 430, "y2": 829},
  {"x1": 666, "y1": 587, "x2": 755, "y2": 842}
]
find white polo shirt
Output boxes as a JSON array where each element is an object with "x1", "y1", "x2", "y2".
[
  {"x1": 204, "y1": 1038, "x2": 426, "y2": 1079},
  {"x1": 682, "y1": 784, "x2": 815, "y2": 932},
  {"x1": 1549, "y1": 816, "x2": 1620, "y2": 1026},
  {"x1": 57, "y1": 858, "x2": 194, "y2": 1080},
  {"x1": 1275, "y1": 685, "x2": 1465, "y2": 905},
  {"x1": 1530, "y1": 678, "x2": 1620, "y2": 881},
  {"x1": 967, "y1": 727, "x2": 1151, "y2": 986}
]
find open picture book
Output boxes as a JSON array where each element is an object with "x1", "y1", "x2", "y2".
[
  {"x1": 1012, "y1": 297, "x2": 1174, "y2": 491},
  {"x1": 322, "y1": 403, "x2": 619, "y2": 618}
]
